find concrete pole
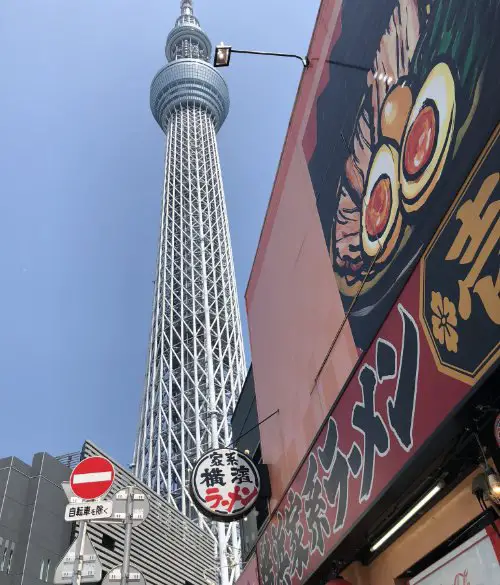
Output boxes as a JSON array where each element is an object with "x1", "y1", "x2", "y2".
[
  {"x1": 72, "y1": 521, "x2": 87, "y2": 585},
  {"x1": 120, "y1": 486, "x2": 134, "y2": 585}
]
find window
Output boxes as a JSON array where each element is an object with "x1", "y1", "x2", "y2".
[
  {"x1": 7, "y1": 549, "x2": 13, "y2": 574},
  {"x1": 45, "y1": 558, "x2": 50, "y2": 582},
  {"x1": 0, "y1": 540, "x2": 14, "y2": 574},
  {"x1": 39, "y1": 560, "x2": 44, "y2": 580},
  {"x1": 101, "y1": 534, "x2": 115, "y2": 552},
  {"x1": 1, "y1": 542, "x2": 9, "y2": 572}
]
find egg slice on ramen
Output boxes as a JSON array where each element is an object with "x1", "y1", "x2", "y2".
[
  {"x1": 400, "y1": 62, "x2": 456, "y2": 212},
  {"x1": 362, "y1": 143, "x2": 402, "y2": 264}
]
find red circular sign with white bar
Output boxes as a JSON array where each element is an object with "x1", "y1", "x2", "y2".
[{"x1": 70, "y1": 456, "x2": 115, "y2": 500}]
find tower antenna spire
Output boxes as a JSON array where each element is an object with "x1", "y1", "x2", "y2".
[{"x1": 180, "y1": 0, "x2": 193, "y2": 15}]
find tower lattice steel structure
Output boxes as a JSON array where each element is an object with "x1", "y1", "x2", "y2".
[{"x1": 132, "y1": 1, "x2": 246, "y2": 583}]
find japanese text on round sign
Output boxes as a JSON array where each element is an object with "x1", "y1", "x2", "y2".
[{"x1": 190, "y1": 448, "x2": 260, "y2": 522}]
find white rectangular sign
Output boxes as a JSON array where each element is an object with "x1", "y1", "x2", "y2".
[
  {"x1": 409, "y1": 529, "x2": 500, "y2": 585},
  {"x1": 101, "y1": 565, "x2": 145, "y2": 585},
  {"x1": 64, "y1": 501, "x2": 113, "y2": 522},
  {"x1": 58, "y1": 565, "x2": 97, "y2": 580},
  {"x1": 106, "y1": 571, "x2": 140, "y2": 582},
  {"x1": 72, "y1": 471, "x2": 112, "y2": 484}
]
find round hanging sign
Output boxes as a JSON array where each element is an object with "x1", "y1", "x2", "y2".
[
  {"x1": 190, "y1": 448, "x2": 260, "y2": 522},
  {"x1": 495, "y1": 413, "x2": 500, "y2": 448}
]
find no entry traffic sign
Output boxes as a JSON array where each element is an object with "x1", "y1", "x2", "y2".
[{"x1": 70, "y1": 457, "x2": 115, "y2": 500}]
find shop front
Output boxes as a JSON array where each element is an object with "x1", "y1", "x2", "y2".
[
  {"x1": 339, "y1": 368, "x2": 500, "y2": 585},
  {"x1": 249, "y1": 273, "x2": 500, "y2": 585},
  {"x1": 240, "y1": 125, "x2": 500, "y2": 580},
  {"x1": 241, "y1": 259, "x2": 500, "y2": 585},
  {"x1": 241, "y1": 126, "x2": 499, "y2": 584},
  {"x1": 237, "y1": 0, "x2": 500, "y2": 583}
]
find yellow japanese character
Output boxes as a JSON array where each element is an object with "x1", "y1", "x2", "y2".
[{"x1": 446, "y1": 172, "x2": 500, "y2": 324}]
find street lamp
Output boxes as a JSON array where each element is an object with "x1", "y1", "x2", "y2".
[
  {"x1": 213, "y1": 43, "x2": 371, "y2": 74},
  {"x1": 214, "y1": 43, "x2": 309, "y2": 68},
  {"x1": 213, "y1": 42, "x2": 373, "y2": 161}
]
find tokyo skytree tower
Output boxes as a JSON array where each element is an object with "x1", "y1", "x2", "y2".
[{"x1": 132, "y1": 1, "x2": 246, "y2": 582}]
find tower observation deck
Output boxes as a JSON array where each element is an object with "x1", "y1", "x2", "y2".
[{"x1": 133, "y1": 1, "x2": 246, "y2": 583}]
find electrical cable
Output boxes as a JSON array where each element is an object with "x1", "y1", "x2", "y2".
[
  {"x1": 314, "y1": 226, "x2": 383, "y2": 386},
  {"x1": 225, "y1": 409, "x2": 279, "y2": 449},
  {"x1": 314, "y1": 131, "x2": 391, "y2": 387},
  {"x1": 230, "y1": 393, "x2": 256, "y2": 450},
  {"x1": 472, "y1": 431, "x2": 490, "y2": 467}
]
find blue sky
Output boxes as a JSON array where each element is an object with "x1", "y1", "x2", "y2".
[{"x1": 0, "y1": 1, "x2": 319, "y2": 468}]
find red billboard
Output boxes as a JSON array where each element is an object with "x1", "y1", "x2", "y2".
[
  {"x1": 246, "y1": 0, "x2": 500, "y2": 509},
  {"x1": 255, "y1": 128, "x2": 499, "y2": 585},
  {"x1": 244, "y1": 0, "x2": 499, "y2": 581},
  {"x1": 242, "y1": 0, "x2": 500, "y2": 579}
]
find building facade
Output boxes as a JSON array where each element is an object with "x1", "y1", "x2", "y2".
[
  {"x1": 0, "y1": 453, "x2": 73, "y2": 585},
  {"x1": 132, "y1": 1, "x2": 246, "y2": 583},
  {"x1": 234, "y1": 0, "x2": 500, "y2": 583},
  {"x1": 76, "y1": 441, "x2": 216, "y2": 585},
  {"x1": 0, "y1": 442, "x2": 216, "y2": 585},
  {"x1": 230, "y1": 367, "x2": 269, "y2": 562}
]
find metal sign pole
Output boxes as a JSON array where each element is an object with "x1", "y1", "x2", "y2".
[
  {"x1": 98, "y1": 487, "x2": 148, "y2": 585},
  {"x1": 120, "y1": 486, "x2": 133, "y2": 585},
  {"x1": 72, "y1": 521, "x2": 87, "y2": 585}
]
